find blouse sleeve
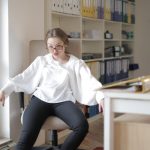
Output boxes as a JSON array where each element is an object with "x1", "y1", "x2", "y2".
[
  {"x1": 1, "y1": 56, "x2": 44, "y2": 97},
  {"x1": 75, "y1": 60, "x2": 104, "y2": 106}
]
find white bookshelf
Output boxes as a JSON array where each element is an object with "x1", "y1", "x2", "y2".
[
  {"x1": 43, "y1": 0, "x2": 135, "y2": 80},
  {"x1": 45, "y1": 0, "x2": 135, "y2": 61}
]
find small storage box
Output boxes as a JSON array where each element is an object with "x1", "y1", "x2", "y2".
[{"x1": 114, "y1": 114, "x2": 150, "y2": 150}]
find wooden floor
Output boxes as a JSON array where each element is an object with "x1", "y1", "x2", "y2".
[{"x1": 58, "y1": 114, "x2": 104, "y2": 150}]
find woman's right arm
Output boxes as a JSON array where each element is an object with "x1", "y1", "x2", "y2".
[{"x1": 0, "y1": 56, "x2": 44, "y2": 104}]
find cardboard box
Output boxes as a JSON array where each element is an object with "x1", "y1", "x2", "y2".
[{"x1": 114, "y1": 114, "x2": 150, "y2": 150}]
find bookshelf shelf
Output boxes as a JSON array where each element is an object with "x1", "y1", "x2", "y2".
[
  {"x1": 51, "y1": 11, "x2": 80, "y2": 18},
  {"x1": 84, "y1": 58, "x2": 103, "y2": 63},
  {"x1": 69, "y1": 38, "x2": 81, "y2": 41},
  {"x1": 104, "y1": 55, "x2": 133, "y2": 61},
  {"x1": 104, "y1": 20, "x2": 121, "y2": 24},
  {"x1": 82, "y1": 17, "x2": 103, "y2": 22},
  {"x1": 82, "y1": 38, "x2": 103, "y2": 41},
  {"x1": 122, "y1": 22, "x2": 135, "y2": 26},
  {"x1": 120, "y1": 54, "x2": 134, "y2": 58},
  {"x1": 105, "y1": 39, "x2": 121, "y2": 42},
  {"x1": 122, "y1": 39, "x2": 134, "y2": 42}
]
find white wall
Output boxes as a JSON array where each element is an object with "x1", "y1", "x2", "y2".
[
  {"x1": 134, "y1": 0, "x2": 150, "y2": 76},
  {"x1": 9, "y1": 0, "x2": 44, "y2": 141},
  {"x1": 9, "y1": 0, "x2": 45, "y2": 76},
  {"x1": 0, "y1": 0, "x2": 10, "y2": 138},
  {"x1": 0, "y1": 0, "x2": 44, "y2": 141}
]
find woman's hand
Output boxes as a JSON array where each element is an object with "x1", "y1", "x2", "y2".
[
  {"x1": 98, "y1": 98, "x2": 104, "y2": 113},
  {"x1": 0, "y1": 90, "x2": 5, "y2": 106}
]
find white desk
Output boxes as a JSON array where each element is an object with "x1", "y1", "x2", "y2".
[{"x1": 103, "y1": 89, "x2": 150, "y2": 150}]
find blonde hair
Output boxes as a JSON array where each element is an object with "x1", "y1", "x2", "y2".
[{"x1": 45, "y1": 28, "x2": 69, "y2": 50}]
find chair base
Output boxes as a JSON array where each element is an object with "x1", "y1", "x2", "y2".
[{"x1": 32, "y1": 146, "x2": 53, "y2": 150}]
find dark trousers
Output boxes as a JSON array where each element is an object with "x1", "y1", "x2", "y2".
[{"x1": 16, "y1": 96, "x2": 89, "y2": 150}]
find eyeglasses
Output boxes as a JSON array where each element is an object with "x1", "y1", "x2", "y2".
[{"x1": 48, "y1": 44, "x2": 64, "y2": 51}]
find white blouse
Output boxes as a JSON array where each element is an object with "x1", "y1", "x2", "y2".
[{"x1": 1, "y1": 54, "x2": 104, "y2": 106}]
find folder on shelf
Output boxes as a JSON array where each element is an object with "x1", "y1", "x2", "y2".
[
  {"x1": 105, "y1": 61, "x2": 110, "y2": 83},
  {"x1": 88, "y1": 0, "x2": 92, "y2": 17},
  {"x1": 86, "y1": 62, "x2": 100, "y2": 80},
  {"x1": 127, "y1": 1, "x2": 131, "y2": 24},
  {"x1": 122, "y1": 58, "x2": 129, "y2": 79},
  {"x1": 111, "y1": 0, "x2": 115, "y2": 21},
  {"x1": 118, "y1": 0, "x2": 123, "y2": 21},
  {"x1": 122, "y1": 0, "x2": 128, "y2": 23},
  {"x1": 51, "y1": 0, "x2": 58, "y2": 12},
  {"x1": 72, "y1": 0, "x2": 80, "y2": 15},
  {"x1": 104, "y1": 0, "x2": 111, "y2": 20},
  {"x1": 63, "y1": 0, "x2": 72, "y2": 14},
  {"x1": 116, "y1": 59, "x2": 122, "y2": 80},
  {"x1": 84, "y1": 0, "x2": 92, "y2": 17},
  {"x1": 57, "y1": 0, "x2": 63, "y2": 12},
  {"x1": 97, "y1": 0, "x2": 104, "y2": 19},
  {"x1": 115, "y1": 0, "x2": 122, "y2": 22},
  {"x1": 91, "y1": 62, "x2": 101, "y2": 79},
  {"x1": 99, "y1": 61, "x2": 105, "y2": 84},
  {"x1": 99, "y1": 58, "x2": 130, "y2": 85},
  {"x1": 92, "y1": 0, "x2": 97, "y2": 18},
  {"x1": 102, "y1": 75, "x2": 150, "y2": 93},
  {"x1": 59, "y1": 0, "x2": 64, "y2": 13},
  {"x1": 97, "y1": 0, "x2": 101, "y2": 19},
  {"x1": 81, "y1": 0, "x2": 87, "y2": 16},
  {"x1": 87, "y1": 0, "x2": 91, "y2": 17},
  {"x1": 101, "y1": 0, "x2": 104, "y2": 19},
  {"x1": 91, "y1": 0, "x2": 98, "y2": 18},
  {"x1": 114, "y1": 0, "x2": 122, "y2": 21},
  {"x1": 131, "y1": 2, "x2": 135, "y2": 24}
]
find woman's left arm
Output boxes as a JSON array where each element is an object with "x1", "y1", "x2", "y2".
[{"x1": 75, "y1": 60, "x2": 104, "y2": 106}]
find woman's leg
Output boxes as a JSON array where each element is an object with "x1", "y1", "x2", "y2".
[
  {"x1": 15, "y1": 96, "x2": 51, "y2": 150},
  {"x1": 54, "y1": 101, "x2": 89, "y2": 150}
]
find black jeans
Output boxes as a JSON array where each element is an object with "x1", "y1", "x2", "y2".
[{"x1": 16, "y1": 96, "x2": 89, "y2": 150}]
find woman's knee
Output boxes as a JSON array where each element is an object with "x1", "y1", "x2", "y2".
[{"x1": 74, "y1": 118, "x2": 89, "y2": 133}]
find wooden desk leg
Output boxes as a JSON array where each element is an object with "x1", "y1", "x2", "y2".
[{"x1": 104, "y1": 97, "x2": 114, "y2": 150}]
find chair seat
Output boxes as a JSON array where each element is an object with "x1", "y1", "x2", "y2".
[{"x1": 41, "y1": 116, "x2": 69, "y2": 130}]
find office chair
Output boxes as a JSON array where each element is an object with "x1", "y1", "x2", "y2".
[{"x1": 19, "y1": 92, "x2": 69, "y2": 150}]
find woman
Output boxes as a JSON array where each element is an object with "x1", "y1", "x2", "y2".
[{"x1": 0, "y1": 28, "x2": 104, "y2": 150}]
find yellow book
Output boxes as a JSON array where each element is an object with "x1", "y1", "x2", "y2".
[
  {"x1": 81, "y1": 0, "x2": 87, "y2": 16},
  {"x1": 127, "y1": 2, "x2": 131, "y2": 24},
  {"x1": 87, "y1": 0, "x2": 91, "y2": 17},
  {"x1": 104, "y1": 0, "x2": 111, "y2": 20},
  {"x1": 93, "y1": 0, "x2": 98, "y2": 18}
]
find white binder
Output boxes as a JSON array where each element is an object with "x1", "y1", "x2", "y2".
[
  {"x1": 72, "y1": 0, "x2": 80, "y2": 15},
  {"x1": 51, "y1": 0, "x2": 58, "y2": 12},
  {"x1": 63, "y1": 0, "x2": 73, "y2": 14},
  {"x1": 52, "y1": 0, "x2": 62, "y2": 12},
  {"x1": 59, "y1": 0, "x2": 64, "y2": 13}
]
